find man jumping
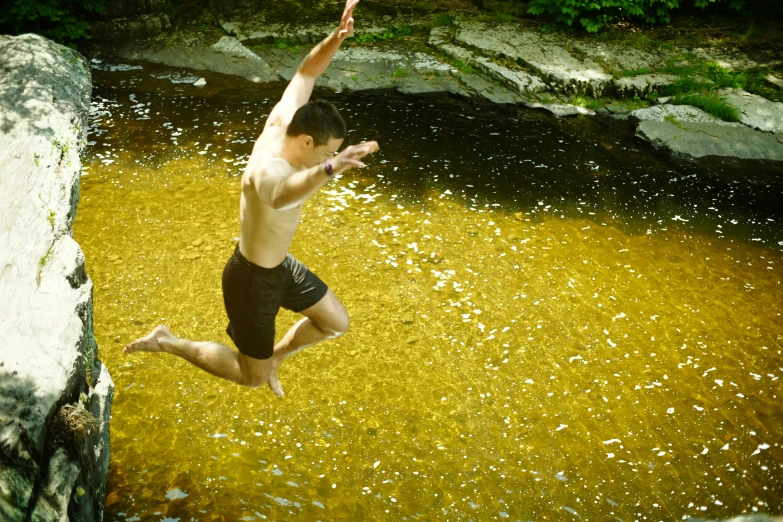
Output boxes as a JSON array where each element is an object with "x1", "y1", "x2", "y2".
[{"x1": 124, "y1": 0, "x2": 379, "y2": 396}]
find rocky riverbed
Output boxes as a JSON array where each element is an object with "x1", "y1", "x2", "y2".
[{"x1": 92, "y1": 8, "x2": 783, "y2": 163}]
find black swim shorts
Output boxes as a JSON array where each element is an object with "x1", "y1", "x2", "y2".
[{"x1": 222, "y1": 245, "x2": 328, "y2": 360}]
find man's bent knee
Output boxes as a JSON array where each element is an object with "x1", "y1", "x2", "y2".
[
  {"x1": 317, "y1": 314, "x2": 349, "y2": 339},
  {"x1": 238, "y1": 355, "x2": 271, "y2": 388}
]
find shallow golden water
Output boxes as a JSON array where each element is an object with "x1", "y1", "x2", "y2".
[{"x1": 76, "y1": 63, "x2": 783, "y2": 521}]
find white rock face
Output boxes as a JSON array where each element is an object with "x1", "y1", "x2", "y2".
[{"x1": 0, "y1": 34, "x2": 114, "y2": 521}]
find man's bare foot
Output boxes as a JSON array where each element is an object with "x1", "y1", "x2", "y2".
[
  {"x1": 123, "y1": 325, "x2": 173, "y2": 354},
  {"x1": 267, "y1": 359, "x2": 284, "y2": 397}
]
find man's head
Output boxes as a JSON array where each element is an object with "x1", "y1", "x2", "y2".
[{"x1": 286, "y1": 100, "x2": 346, "y2": 168}]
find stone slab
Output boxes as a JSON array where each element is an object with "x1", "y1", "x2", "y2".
[
  {"x1": 455, "y1": 21, "x2": 613, "y2": 96},
  {"x1": 718, "y1": 88, "x2": 783, "y2": 134},
  {"x1": 636, "y1": 119, "x2": 783, "y2": 160},
  {"x1": 631, "y1": 104, "x2": 744, "y2": 127},
  {"x1": 114, "y1": 40, "x2": 281, "y2": 84}
]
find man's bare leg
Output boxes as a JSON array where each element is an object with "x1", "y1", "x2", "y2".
[
  {"x1": 124, "y1": 291, "x2": 348, "y2": 396},
  {"x1": 124, "y1": 325, "x2": 272, "y2": 389},
  {"x1": 267, "y1": 290, "x2": 350, "y2": 396}
]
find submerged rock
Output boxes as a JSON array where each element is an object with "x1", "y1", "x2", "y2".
[{"x1": 0, "y1": 34, "x2": 114, "y2": 521}]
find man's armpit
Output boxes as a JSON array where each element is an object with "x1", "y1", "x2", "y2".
[{"x1": 254, "y1": 163, "x2": 291, "y2": 207}]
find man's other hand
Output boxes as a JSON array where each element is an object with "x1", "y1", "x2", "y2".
[{"x1": 332, "y1": 141, "x2": 380, "y2": 174}]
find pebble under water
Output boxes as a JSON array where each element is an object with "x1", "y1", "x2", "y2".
[{"x1": 76, "y1": 61, "x2": 783, "y2": 521}]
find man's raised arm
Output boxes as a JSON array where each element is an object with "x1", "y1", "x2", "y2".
[
  {"x1": 256, "y1": 141, "x2": 379, "y2": 211},
  {"x1": 265, "y1": 0, "x2": 360, "y2": 129}
]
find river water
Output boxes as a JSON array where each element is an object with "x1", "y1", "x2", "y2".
[{"x1": 75, "y1": 61, "x2": 783, "y2": 521}]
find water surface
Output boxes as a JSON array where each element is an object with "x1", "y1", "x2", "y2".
[{"x1": 77, "y1": 61, "x2": 783, "y2": 521}]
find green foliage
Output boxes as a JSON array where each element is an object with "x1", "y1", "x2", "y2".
[
  {"x1": 673, "y1": 93, "x2": 740, "y2": 121},
  {"x1": 37, "y1": 244, "x2": 54, "y2": 286},
  {"x1": 622, "y1": 94, "x2": 649, "y2": 111},
  {"x1": 620, "y1": 67, "x2": 653, "y2": 77},
  {"x1": 432, "y1": 13, "x2": 456, "y2": 27},
  {"x1": 526, "y1": 0, "x2": 748, "y2": 33},
  {"x1": 569, "y1": 95, "x2": 604, "y2": 109},
  {"x1": 453, "y1": 58, "x2": 475, "y2": 75},
  {"x1": 271, "y1": 38, "x2": 303, "y2": 52},
  {"x1": 393, "y1": 67, "x2": 409, "y2": 78},
  {"x1": 0, "y1": 0, "x2": 105, "y2": 46},
  {"x1": 706, "y1": 61, "x2": 748, "y2": 89}
]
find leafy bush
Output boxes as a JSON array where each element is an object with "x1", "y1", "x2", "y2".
[
  {"x1": 526, "y1": 0, "x2": 747, "y2": 33},
  {"x1": 0, "y1": 0, "x2": 105, "y2": 46}
]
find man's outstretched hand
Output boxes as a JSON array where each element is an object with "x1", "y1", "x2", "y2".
[
  {"x1": 332, "y1": 141, "x2": 380, "y2": 174},
  {"x1": 338, "y1": 0, "x2": 360, "y2": 40}
]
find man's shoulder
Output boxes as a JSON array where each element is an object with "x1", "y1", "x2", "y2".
[{"x1": 247, "y1": 152, "x2": 294, "y2": 182}]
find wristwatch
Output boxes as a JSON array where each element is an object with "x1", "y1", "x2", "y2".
[{"x1": 323, "y1": 159, "x2": 334, "y2": 177}]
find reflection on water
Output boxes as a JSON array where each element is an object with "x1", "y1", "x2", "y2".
[{"x1": 76, "y1": 62, "x2": 783, "y2": 521}]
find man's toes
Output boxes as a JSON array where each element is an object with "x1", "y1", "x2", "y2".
[{"x1": 267, "y1": 378, "x2": 284, "y2": 397}]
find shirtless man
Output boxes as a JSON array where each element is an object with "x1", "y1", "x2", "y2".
[{"x1": 124, "y1": 0, "x2": 379, "y2": 397}]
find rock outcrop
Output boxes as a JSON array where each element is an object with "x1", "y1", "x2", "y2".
[
  {"x1": 0, "y1": 33, "x2": 114, "y2": 521},
  {"x1": 91, "y1": 0, "x2": 171, "y2": 41},
  {"x1": 98, "y1": 12, "x2": 783, "y2": 160}
]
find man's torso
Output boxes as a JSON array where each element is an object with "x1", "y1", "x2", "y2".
[{"x1": 239, "y1": 125, "x2": 302, "y2": 268}]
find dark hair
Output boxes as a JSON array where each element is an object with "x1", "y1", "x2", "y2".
[{"x1": 286, "y1": 100, "x2": 346, "y2": 146}]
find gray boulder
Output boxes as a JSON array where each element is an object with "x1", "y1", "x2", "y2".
[{"x1": 0, "y1": 34, "x2": 114, "y2": 521}]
